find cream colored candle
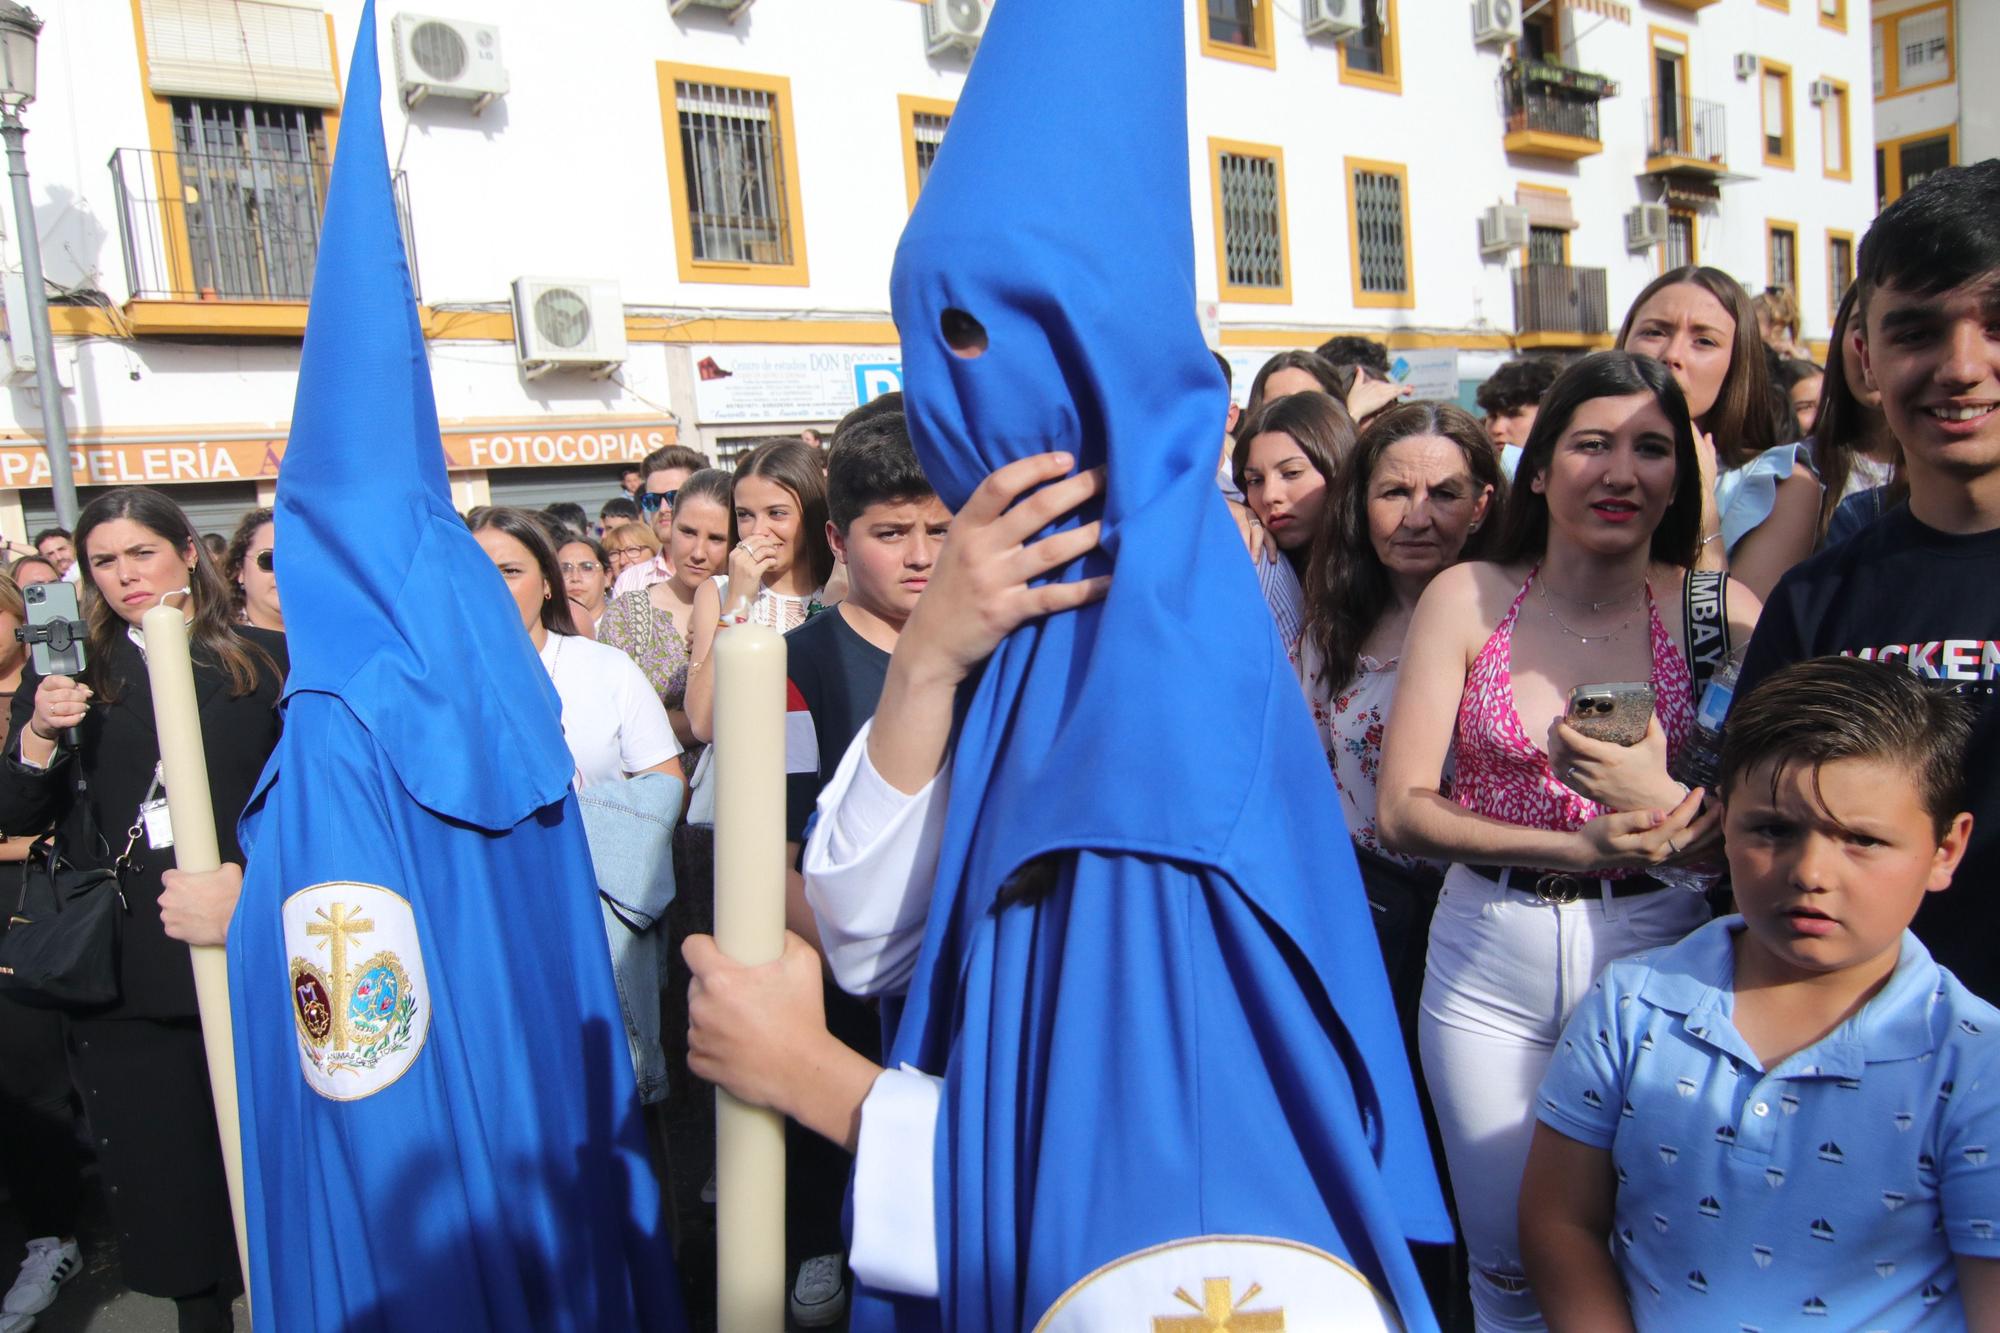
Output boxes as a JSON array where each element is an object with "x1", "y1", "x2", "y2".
[
  {"x1": 140, "y1": 605, "x2": 251, "y2": 1293},
  {"x1": 711, "y1": 622, "x2": 788, "y2": 1333}
]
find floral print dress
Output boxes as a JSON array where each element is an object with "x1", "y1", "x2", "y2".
[{"x1": 597, "y1": 588, "x2": 690, "y2": 709}]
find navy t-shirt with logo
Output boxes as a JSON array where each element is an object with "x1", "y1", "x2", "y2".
[
  {"x1": 1738, "y1": 505, "x2": 2000, "y2": 1001},
  {"x1": 784, "y1": 607, "x2": 893, "y2": 846}
]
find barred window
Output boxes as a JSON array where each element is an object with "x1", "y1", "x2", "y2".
[
  {"x1": 1665, "y1": 210, "x2": 1697, "y2": 271},
  {"x1": 675, "y1": 80, "x2": 794, "y2": 267},
  {"x1": 1829, "y1": 235, "x2": 1854, "y2": 305},
  {"x1": 1528, "y1": 226, "x2": 1566, "y2": 267},
  {"x1": 1216, "y1": 151, "x2": 1285, "y2": 292},
  {"x1": 1768, "y1": 225, "x2": 1798, "y2": 296},
  {"x1": 170, "y1": 98, "x2": 327, "y2": 301},
  {"x1": 912, "y1": 112, "x2": 949, "y2": 194},
  {"x1": 1351, "y1": 164, "x2": 1410, "y2": 299}
]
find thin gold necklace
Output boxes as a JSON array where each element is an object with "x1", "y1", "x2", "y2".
[{"x1": 1536, "y1": 576, "x2": 1643, "y2": 645}]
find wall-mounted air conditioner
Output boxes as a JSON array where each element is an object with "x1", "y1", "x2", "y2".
[
  {"x1": 1480, "y1": 205, "x2": 1531, "y2": 254},
  {"x1": 1626, "y1": 203, "x2": 1670, "y2": 250},
  {"x1": 392, "y1": 13, "x2": 507, "y2": 113},
  {"x1": 1473, "y1": 0, "x2": 1522, "y2": 45},
  {"x1": 512, "y1": 278, "x2": 627, "y2": 379},
  {"x1": 669, "y1": 0, "x2": 755, "y2": 21},
  {"x1": 1734, "y1": 52, "x2": 1760, "y2": 81},
  {"x1": 924, "y1": 0, "x2": 988, "y2": 56},
  {"x1": 1808, "y1": 78, "x2": 1838, "y2": 104},
  {"x1": 1303, "y1": 0, "x2": 1363, "y2": 41}
]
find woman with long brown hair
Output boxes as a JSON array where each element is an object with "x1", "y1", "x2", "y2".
[
  {"x1": 221, "y1": 508, "x2": 281, "y2": 631},
  {"x1": 1812, "y1": 285, "x2": 1906, "y2": 545},
  {"x1": 0, "y1": 487, "x2": 285, "y2": 1331},
  {"x1": 1298, "y1": 403, "x2": 1501, "y2": 1009},
  {"x1": 1619, "y1": 265, "x2": 1820, "y2": 598},
  {"x1": 685, "y1": 440, "x2": 835, "y2": 745}
]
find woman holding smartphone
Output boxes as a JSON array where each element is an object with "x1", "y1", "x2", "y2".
[
  {"x1": 1376, "y1": 352, "x2": 1761, "y2": 1330},
  {"x1": 0, "y1": 487, "x2": 285, "y2": 1332}
]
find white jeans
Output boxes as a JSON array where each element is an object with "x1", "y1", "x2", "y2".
[{"x1": 1418, "y1": 863, "x2": 1709, "y2": 1332}]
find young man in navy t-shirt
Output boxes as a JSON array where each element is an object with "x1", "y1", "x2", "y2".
[{"x1": 1738, "y1": 160, "x2": 2000, "y2": 1004}]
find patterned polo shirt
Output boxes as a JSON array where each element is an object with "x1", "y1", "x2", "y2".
[{"x1": 1538, "y1": 916, "x2": 2000, "y2": 1331}]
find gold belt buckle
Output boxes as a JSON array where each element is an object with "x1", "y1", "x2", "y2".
[{"x1": 1532, "y1": 873, "x2": 1585, "y2": 905}]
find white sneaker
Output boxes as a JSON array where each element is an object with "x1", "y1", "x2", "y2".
[
  {"x1": 0, "y1": 1312, "x2": 33, "y2": 1333},
  {"x1": 3, "y1": 1238, "x2": 78, "y2": 1317},
  {"x1": 790, "y1": 1253, "x2": 847, "y2": 1328}
]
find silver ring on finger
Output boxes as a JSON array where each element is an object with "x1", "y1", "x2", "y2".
[{"x1": 1666, "y1": 835, "x2": 1680, "y2": 856}]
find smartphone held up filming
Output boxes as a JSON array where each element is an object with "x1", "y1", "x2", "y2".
[
  {"x1": 1564, "y1": 681, "x2": 1655, "y2": 747},
  {"x1": 21, "y1": 581, "x2": 85, "y2": 678}
]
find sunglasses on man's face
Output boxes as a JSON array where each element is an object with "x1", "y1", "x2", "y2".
[
  {"x1": 638, "y1": 490, "x2": 678, "y2": 515},
  {"x1": 253, "y1": 550, "x2": 275, "y2": 573}
]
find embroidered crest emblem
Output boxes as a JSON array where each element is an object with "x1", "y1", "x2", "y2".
[
  {"x1": 284, "y1": 883, "x2": 430, "y2": 1100},
  {"x1": 1031, "y1": 1235, "x2": 1396, "y2": 1332}
]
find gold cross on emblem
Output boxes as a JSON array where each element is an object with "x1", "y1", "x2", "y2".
[
  {"x1": 1153, "y1": 1278, "x2": 1285, "y2": 1332},
  {"x1": 306, "y1": 903, "x2": 375, "y2": 1051}
]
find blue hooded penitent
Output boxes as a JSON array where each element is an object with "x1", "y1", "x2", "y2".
[
  {"x1": 226, "y1": 6, "x2": 681, "y2": 1328},
  {"x1": 859, "y1": 1, "x2": 1451, "y2": 1328}
]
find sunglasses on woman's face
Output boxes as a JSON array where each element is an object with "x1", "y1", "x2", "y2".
[
  {"x1": 253, "y1": 550, "x2": 275, "y2": 573},
  {"x1": 559, "y1": 561, "x2": 601, "y2": 576},
  {"x1": 638, "y1": 490, "x2": 678, "y2": 515}
]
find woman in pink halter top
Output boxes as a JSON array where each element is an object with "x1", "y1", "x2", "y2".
[{"x1": 1377, "y1": 352, "x2": 1766, "y2": 1331}]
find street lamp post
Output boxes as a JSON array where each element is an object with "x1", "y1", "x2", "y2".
[{"x1": 0, "y1": 3, "x2": 76, "y2": 528}]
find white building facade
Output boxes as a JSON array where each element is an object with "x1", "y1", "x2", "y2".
[
  {"x1": 1870, "y1": 0, "x2": 1995, "y2": 212},
  {"x1": 1, "y1": 0, "x2": 1876, "y2": 533}
]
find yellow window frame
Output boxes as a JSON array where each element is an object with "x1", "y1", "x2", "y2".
[
  {"x1": 1344, "y1": 155, "x2": 1415, "y2": 310},
  {"x1": 1876, "y1": 0, "x2": 1954, "y2": 101},
  {"x1": 1658, "y1": 207, "x2": 1700, "y2": 274},
  {"x1": 1208, "y1": 137, "x2": 1292, "y2": 305},
  {"x1": 1878, "y1": 125, "x2": 1959, "y2": 206},
  {"x1": 126, "y1": 0, "x2": 344, "y2": 326},
  {"x1": 1199, "y1": 0, "x2": 1277, "y2": 70},
  {"x1": 1766, "y1": 219, "x2": 1800, "y2": 296},
  {"x1": 1338, "y1": 0, "x2": 1402, "y2": 95},
  {"x1": 1819, "y1": 77, "x2": 1851, "y2": 182},
  {"x1": 1759, "y1": 59, "x2": 1795, "y2": 171},
  {"x1": 1819, "y1": 0, "x2": 1846, "y2": 32},
  {"x1": 897, "y1": 94, "x2": 955, "y2": 212},
  {"x1": 657, "y1": 62, "x2": 811, "y2": 288}
]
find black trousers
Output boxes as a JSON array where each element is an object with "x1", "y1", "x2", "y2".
[
  {"x1": 67, "y1": 1016, "x2": 240, "y2": 1301},
  {"x1": 0, "y1": 994, "x2": 80, "y2": 1238},
  {"x1": 786, "y1": 983, "x2": 879, "y2": 1267}
]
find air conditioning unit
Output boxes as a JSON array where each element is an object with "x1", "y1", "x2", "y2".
[
  {"x1": 512, "y1": 278, "x2": 627, "y2": 379},
  {"x1": 1733, "y1": 52, "x2": 1760, "y2": 81},
  {"x1": 392, "y1": 14, "x2": 507, "y2": 113},
  {"x1": 669, "y1": 0, "x2": 755, "y2": 20},
  {"x1": 1480, "y1": 204, "x2": 1530, "y2": 254},
  {"x1": 924, "y1": 0, "x2": 988, "y2": 56},
  {"x1": 1472, "y1": 0, "x2": 1522, "y2": 45},
  {"x1": 1303, "y1": 0, "x2": 1363, "y2": 41},
  {"x1": 1626, "y1": 203, "x2": 1670, "y2": 250},
  {"x1": 1808, "y1": 77, "x2": 1838, "y2": 104}
]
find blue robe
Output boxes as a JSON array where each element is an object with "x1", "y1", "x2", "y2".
[
  {"x1": 854, "y1": 1, "x2": 1452, "y2": 1328},
  {"x1": 227, "y1": 6, "x2": 681, "y2": 1327}
]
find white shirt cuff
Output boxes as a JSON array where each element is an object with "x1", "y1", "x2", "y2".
[
  {"x1": 850, "y1": 1064, "x2": 942, "y2": 1298},
  {"x1": 803, "y1": 719, "x2": 950, "y2": 998}
]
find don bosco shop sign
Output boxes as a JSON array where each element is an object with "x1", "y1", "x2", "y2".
[{"x1": 0, "y1": 418, "x2": 678, "y2": 487}]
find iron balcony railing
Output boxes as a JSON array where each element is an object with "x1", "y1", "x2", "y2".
[
  {"x1": 1645, "y1": 96, "x2": 1728, "y2": 168},
  {"x1": 110, "y1": 146, "x2": 421, "y2": 304},
  {"x1": 1501, "y1": 59, "x2": 1613, "y2": 143},
  {"x1": 1514, "y1": 264, "x2": 1609, "y2": 337}
]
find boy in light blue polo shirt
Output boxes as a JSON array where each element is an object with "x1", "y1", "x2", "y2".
[{"x1": 1520, "y1": 657, "x2": 2000, "y2": 1330}]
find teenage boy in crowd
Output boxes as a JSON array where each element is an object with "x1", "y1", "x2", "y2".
[
  {"x1": 772, "y1": 405, "x2": 951, "y2": 1329},
  {"x1": 1520, "y1": 656, "x2": 2000, "y2": 1330},
  {"x1": 1737, "y1": 159, "x2": 2000, "y2": 1004},
  {"x1": 611, "y1": 443, "x2": 708, "y2": 595},
  {"x1": 1476, "y1": 355, "x2": 1562, "y2": 478}
]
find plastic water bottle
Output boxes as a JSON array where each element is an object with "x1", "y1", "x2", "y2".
[{"x1": 1671, "y1": 649, "x2": 1745, "y2": 793}]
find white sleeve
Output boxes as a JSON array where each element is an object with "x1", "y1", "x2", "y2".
[
  {"x1": 801, "y1": 717, "x2": 950, "y2": 999},
  {"x1": 849, "y1": 1064, "x2": 942, "y2": 1298},
  {"x1": 610, "y1": 649, "x2": 683, "y2": 774}
]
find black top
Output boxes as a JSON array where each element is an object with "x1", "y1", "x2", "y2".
[
  {"x1": 0, "y1": 626, "x2": 287, "y2": 1020},
  {"x1": 1738, "y1": 505, "x2": 2000, "y2": 1000},
  {"x1": 784, "y1": 608, "x2": 892, "y2": 845}
]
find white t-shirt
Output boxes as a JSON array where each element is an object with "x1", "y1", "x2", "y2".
[{"x1": 537, "y1": 631, "x2": 681, "y2": 789}]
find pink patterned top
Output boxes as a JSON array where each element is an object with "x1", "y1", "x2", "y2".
[{"x1": 1452, "y1": 567, "x2": 1693, "y2": 857}]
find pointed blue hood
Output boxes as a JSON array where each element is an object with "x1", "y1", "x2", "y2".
[{"x1": 275, "y1": 3, "x2": 569, "y2": 830}]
